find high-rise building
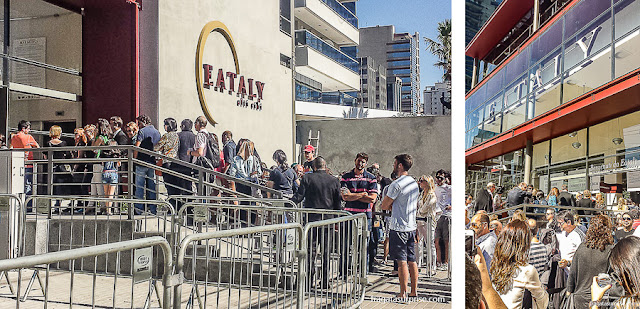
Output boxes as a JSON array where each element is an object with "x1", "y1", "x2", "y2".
[
  {"x1": 423, "y1": 82, "x2": 451, "y2": 115},
  {"x1": 465, "y1": 0, "x2": 640, "y2": 205},
  {"x1": 359, "y1": 56, "x2": 388, "y2": 110},
  {"x1": 291, "y1": 0, "x2": 398, "y2": 119},
  {"x1": 465, "y1": 0, "x2": 501, "y2": 93},
  {"x1": 359, "y1": 25, "x2": 420, "y2": 114}
]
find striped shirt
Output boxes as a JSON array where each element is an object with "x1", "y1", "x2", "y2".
[
  {"x1": 340, "y1": 169, "x2": 378, "y2": 218},
  {"x1": 528, "y1": 241, "x2": 549, "y2": 275}
]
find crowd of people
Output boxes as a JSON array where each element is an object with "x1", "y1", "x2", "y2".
[
  {"x1": 466, "y1": 181, "x2": 640, "y2": 309},
  {"x1": 4, "y1": 117, "x2": 452, "y2": 298}
]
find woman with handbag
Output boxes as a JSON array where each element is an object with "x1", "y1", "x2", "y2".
[
  {"x1": 47, "y1": 125, "x2": 73, "y2": 213},
  {"x1": 491, "y1": 220, "x2": 549, "y2": 309}
]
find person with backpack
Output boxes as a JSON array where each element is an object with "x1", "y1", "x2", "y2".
[{"x1": 189, "y1": 116, "x2": 221, "y2": 186}]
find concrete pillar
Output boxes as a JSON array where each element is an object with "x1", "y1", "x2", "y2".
[
  {"x1": 471, "y1": 58, "x2": 479, "y2": 88},
  {"x1": 524, "y1": 139, "x2": 533, "y2": 185},
  {"x1": 533, "y1": 0, "x2": 540, "y2": 32}
]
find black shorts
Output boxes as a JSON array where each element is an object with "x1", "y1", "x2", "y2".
[
  {"x1": 435, "y1": 216, "x2": 450, "y2": 240},
  {"x1": 389, "y1": 230, "x2": 416, "y2": 262}
]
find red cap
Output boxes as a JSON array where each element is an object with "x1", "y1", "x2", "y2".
[{"x1": 304, "y1": 145, "x2": 315, "y2": 152}]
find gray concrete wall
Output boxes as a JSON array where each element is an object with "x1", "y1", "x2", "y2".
[{"x1": 296, "y1": 116, "x2": 450, "y2": 178}]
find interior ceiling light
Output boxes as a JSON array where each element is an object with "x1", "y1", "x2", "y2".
[
  {"x1": 612, "y1": 137, "x2": 623, "y2": 145},
  {"x1": 572, "y1": 141, "x2": 582, "y2": 149}
]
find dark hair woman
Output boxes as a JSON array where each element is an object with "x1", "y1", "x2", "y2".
[
  {"x1": 591, "y1": 236, "x2": 640, "y2": 308},
  {"x1": 566, "y1": 215, "x2": 614, "y2": 308},
  {"x1": 154, "y1": 118, "x2": 180, "y2": 203},
  {"x1": 266, "y1": 149, "x2": 297, "y2": 198},
  {"x1": 490, "y1": 220, "x2": 549, "y2": 308}
]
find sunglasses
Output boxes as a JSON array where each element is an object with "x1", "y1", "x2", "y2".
[
  {"x1": 470, "y1": 222, "x2": 485, "y2": 229},
  {"x1": 622, "y1": 217, "x2": 632, "y2": 221}
]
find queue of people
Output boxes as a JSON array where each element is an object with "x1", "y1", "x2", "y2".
[{"x1": 467, "y1": 181, "x2": 640, "y2": 309}]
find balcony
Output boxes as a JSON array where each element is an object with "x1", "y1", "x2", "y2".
[
  {"x1": 294, "y1": 0, "x2": 359, "y2": 45},
  {"x1": 295, "y1": 30, "x2": 360, "y2": 91}
]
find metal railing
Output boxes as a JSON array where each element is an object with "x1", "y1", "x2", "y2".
[
  {"x1": 488, "y1": 203, "x2": 628, "y2": 224},
  {"x1": 0, "y1": 145, "x2": 282, "y2": 202},
  {"x1": 295, "y1": 30, "x2": 359, "y2": 73},
  {"x1": 301, "y1": 214, "x2": 367, "y2": 309},
  {"x1": 174, "y1": 223, "x2": 304, "y2": 309},
  {"x1": 0, "y1": 191, "x2": 375, "y2": 308},
  {"x1": 0, "y1": 236, "x2": 173, "y2": 309}
]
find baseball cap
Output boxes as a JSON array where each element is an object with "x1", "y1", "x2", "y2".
[{"x1": 304, "y1": 145, "x2": 315, "y2": 153}]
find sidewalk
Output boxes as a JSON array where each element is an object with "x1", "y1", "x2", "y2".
[{"x1": 361, "y1": 261, "x2": 451, "y2": 308}]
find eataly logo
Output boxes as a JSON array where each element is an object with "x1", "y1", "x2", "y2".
[{"x1": 195, "y1": 21, "x2": 265, "y2": 125}]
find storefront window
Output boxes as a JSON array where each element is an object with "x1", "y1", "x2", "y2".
[
  {"x1": 7, "y1": 0, "x2": 82, "y2": 129},
  {"x1": 502, "y1": 98, "x2": 526, "y2": 131}
]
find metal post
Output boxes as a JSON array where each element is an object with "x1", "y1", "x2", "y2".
[
  {"x1": 532, "y1": 0, "x2": 540, "y2": 32},
  {"x1": 0, "y1": 0, "x2": 9, "y2": 141},
  {"x1": 471, "y1": 58, "x2": 479, "y2": 89},
  {"x1": 128, "y1": 150, "x2": 134, "y2": 219},
  {"x1": 524, "y1": 140, "x2": 533, "y2": 185}
]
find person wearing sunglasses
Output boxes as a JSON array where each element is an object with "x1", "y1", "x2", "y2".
[{"x1": 614, "y1": 212, "x2": 636, "y2": 242}]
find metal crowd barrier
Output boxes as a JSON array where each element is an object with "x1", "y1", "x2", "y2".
[
  {"x1": 301, "y1": 214, "x2": 368, "y2": 309},
  {"x1": 173, "y1": 223, "x2": 304, "y2": 309},
  {"x1": 0, "y1": 236, "x2": 173, "y2": 309}
]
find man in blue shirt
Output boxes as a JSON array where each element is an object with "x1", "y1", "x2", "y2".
[{"x1": 134, "y1": 115, "x2": 161, "y2": 214}]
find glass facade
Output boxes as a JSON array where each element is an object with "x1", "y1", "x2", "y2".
[
  {"x1": 465, "y1": 0, "x2": 640, "y2": 149},
  {"x1": 319, "y1": 0, "x2": 358, "y2": 28},
  {"x1": 295, "y1": 30, "x2": 359, "y2": 72},
  {"x1": 3, "y1": 1, "x2": 82, "y2": 136},
  {"x1": 467, "y1": 111, "x2": 640, "y2": 206}
]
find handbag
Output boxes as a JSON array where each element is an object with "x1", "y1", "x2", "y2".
[
  {"x1": 155, "y1": 159, "x2": 163, "y2": 176},
  {"x1": 560, "y1": 291, "x2": 574, "y2": 309}
]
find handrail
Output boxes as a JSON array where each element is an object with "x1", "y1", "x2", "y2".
[
  {"x1": 0, "y1": 236, "x2": 172, "y2": 309},
  {"x1": 487, "y1": 203, "x2": 628, "y2": 222},
  {"x1": 0, "y1": 145, "x2": 283, "y2": 198}
]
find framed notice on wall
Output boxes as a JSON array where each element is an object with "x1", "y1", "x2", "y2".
[
  {"x1": 10, "y1": 37, "x2": 46, "y2": 101},
  {"x1": 628, "y1": 171, "x2": 640, "y2": 192}
]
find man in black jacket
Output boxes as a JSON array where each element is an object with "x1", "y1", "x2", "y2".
[
  {"x1": 558, "y1": 185, "x2": 576, "y2": 207},
  {"x1": 290, "y1": 156, "x2": 341, "y2": 288},
  {"x1": 507, "y1": 182, "x2": 532, "y2": 207},
  {"x1": 109, "y1": 116, "x2": 129, "y2": 145},
  {"x1": 474, "y1": 182, "x2": 495, "y2": 214}
]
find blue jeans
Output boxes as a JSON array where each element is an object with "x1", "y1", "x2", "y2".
[
  {"x1": 135, "y1": 165, "x2": 156, "y2": 214},
  {"x1": 25, "y1": 167, "x2": 33, "y2": 212}
]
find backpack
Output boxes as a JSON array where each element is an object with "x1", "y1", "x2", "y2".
[{"x1": 195, "y1": 132, "x2": 221, "y2": 169}]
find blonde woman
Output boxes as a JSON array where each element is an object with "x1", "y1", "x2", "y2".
[
  {"x1": 47, "y1": 125, "x2": 72, "y2": 212},
  {"x1": 617, "y1": 197, "x2": 627, "y2": 211},
  {"x1": 416, "y1": 175, "x2": 438, "y2": 272},
  {"x1": 595, "y1": 192, "x2": 605, "y2": 210}
]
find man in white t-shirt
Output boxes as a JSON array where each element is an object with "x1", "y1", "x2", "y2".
[
  {"x1": 381, "y1": 154, "x2": 420, "y2": 298},
  {"x1": 556, "y1": 210, "x2": 584, "y2": 273}
]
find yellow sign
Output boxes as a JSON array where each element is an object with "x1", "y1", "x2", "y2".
[{"x1": 195, "y1": 21, "x2": 240, "y2": 126}]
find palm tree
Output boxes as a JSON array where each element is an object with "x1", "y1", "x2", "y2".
[{"x1": 424, "y1": 19, "x2": 451, "y2": 82}]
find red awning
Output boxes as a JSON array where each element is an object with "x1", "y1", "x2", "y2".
[
  {"x1": 466, "y1": 69, "x2": 640, "y2": 165},
  {"x1": 466, "y1": 0, "x2": 534, "y2": 60}
]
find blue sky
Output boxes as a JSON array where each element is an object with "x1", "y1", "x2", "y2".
[{"x1": 357, "y1": 0, "x2": 451, "y2": 90}]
